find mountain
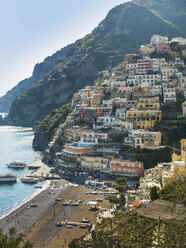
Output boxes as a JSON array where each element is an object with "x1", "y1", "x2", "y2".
[
  {"x1": 136, "y1": 0, "x2": 186, "y2": 36},
  {"x1": 6, "y1": 1, "x2": 185, "y2": 126},
  {"x1": 0, "y1": 44, "x2": 73, "y2": 112}
]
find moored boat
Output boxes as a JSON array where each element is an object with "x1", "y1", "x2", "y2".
[
  {"x1": 7, "y1": 161, "x2": 27, "y2": 169},
  {"x1": 0, "y1": 174, "x2": 17, "y2": 183},
  {"x1": 21, "y1": 176, "x2": 43, "y2": 184}
]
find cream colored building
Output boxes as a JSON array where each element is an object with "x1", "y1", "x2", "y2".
[
  {"x1": 112, "y1": 121, "x2": 133, "y2": 132},
  {"x1": 160, "y1": 139, "x2": 186, "y2": 186},
  {"x1": 80, "y1": 156, "x2": 110, "y2": 171},
  {"x1": 140, "y1": 44, "x2": 155, "y2": 55},
  {"x1": 137, "y1": 96, "x2": 160, "y2": 110},
  {"x1": 124, "y1": 129, "x2": 161, "y2": 150},
  {"x1": 170, "y1": 37, "x2": 186, "y2": 46}
]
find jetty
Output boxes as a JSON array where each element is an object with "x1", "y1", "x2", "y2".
[{"x1": 21, "y1": 160, "x2": 60, "y2": 183}]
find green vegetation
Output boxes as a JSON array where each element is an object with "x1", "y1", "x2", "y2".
[
  {"x1": 109, "y1": 196, "x2": 120, "y2": 205},
  {"x1": 0, "y1": 228, "x2": 33, "y2": 248},
  {"x1": 38, "y1": 103, "x2": 71, "y2": 141},
  {"x1": 115, "y1": 177, "x2": 127, "y2": 208},
  {"x1": 70, "y1": 176, "x2": 186, "y2": 248},
  {"x1": 70, "y1": 211, "x2": 186, "y2": 248},
  {"x1": 159, "y1": 175, "x2": 186, "y2": 207},
  {"x1": 73, "y1": 33, "x2": 95, "y2": 54},
  {"x1": 150, "y1": 186, "x2": 160, "y2": 201},
  {"x1": 140, "y1": 0, "x2": 186, "y2": 36}
]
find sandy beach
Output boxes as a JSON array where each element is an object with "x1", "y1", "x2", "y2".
[
  {"x1": 0, "y1": 180, "x2": 69, "y2": 233},
  {"x1": 0, "y1": 178, "x2": 112, "y2": 248}
]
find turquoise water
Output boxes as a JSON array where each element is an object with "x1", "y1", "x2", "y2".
[{"x1": 0, "y1": 125, "x2": 43, "y2": 219}]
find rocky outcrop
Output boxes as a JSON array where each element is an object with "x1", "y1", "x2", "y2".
[
  {"x1": 32, "y1": 125, "x2": 49, "y2": 151},
  {"x1": 6, "y1": 1, "x2": 184, "y2": 126},
  {"x1": 32, "y1": 103, "x2": 71, "y2": 150}
]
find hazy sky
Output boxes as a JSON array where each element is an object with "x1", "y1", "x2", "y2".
[{"x1": 0, "y1": 0, "x2": 129, "y2": 97}]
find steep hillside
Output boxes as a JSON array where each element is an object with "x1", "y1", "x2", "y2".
[
  {"x1": 0, "y1": 44, "x2": 72, "y2": 112},
  {"x1": 6, "y1": 1, "x2": 184, "y2": 126},
  {"x1": 137, "y1": 0, "x2": 186, "y2": 36},
  {"x1": 33, "y1": 103, "x2": 71, "y2": 151}
]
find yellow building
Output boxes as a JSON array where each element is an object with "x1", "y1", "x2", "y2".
[
  {"x1": 65, "y1": 145, "x2": 93, "y2": 155},
  {"x1": 137, "y1": 97, "x2": 160, "y2": 110},
  {"x1": 171, "y1": 139, "x2": 186, "y2": 175},
  {"x1": 161, "y1": 68, "x2": 174, "y2": 79},
  {"x1": 126, "y1": 109, "x2": 162, "y2": 129},
  {"x1": 134, "y1": 130, "x2": 161, "y2": 149},
  {"x1": 63, "y1": 127, "x2": 83, "y2": 142},
  {"x1": 140, "y1": 45, "x2": 155, "y2": 55},
  {"x1": 80, "y1": 156, "x2": 110, "y2": 170},
  {"x1": 159, "y1": 140, "x2": 186, "y2": 186},
  {"x1": 90, "y1": 93, "x2": 104, "y2": 107}
]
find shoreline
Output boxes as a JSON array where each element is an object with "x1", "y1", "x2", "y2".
[
  {"x1": 0, "y1": 177, "x2": 112, "y2": 248},
  {"x1": 0, "y1": 180, "x2": 50, "y2": 221},
  {"x1": 0, "y1": 179, "x2": 70, "y2": 235}
]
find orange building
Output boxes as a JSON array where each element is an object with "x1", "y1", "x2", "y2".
[{"x1": 110, "y1": 159, "x2": 144, "y2": 177}]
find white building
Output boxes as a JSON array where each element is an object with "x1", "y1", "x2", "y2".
[
  {"x1": 126, "y1": 74, "x2": 161, "y2": 86},
  {"x1": 126, "y1": 58, "x2": 161, "y2": 74},
  {"x1": 94, "y1": 116, "x2": 116, "y2": 129},
  {"x1": 78, "y1": 131, "x2": 108, "y2": 146},
  {"x1": 124, "y1": 129, "x2": 161, "y2": 149},
  {"x1": 150, "y1": 85, "x2": 162, "y2": 97},
  {"x1": 163, "y1": 87, "x2": 176, "y2": 103},
  {"x1": 169, "y1": 37, "x2": 186, "y2": 46},
  {"x1": 151, "y1": 35, "x2": 168, "y2": 46},
  {"x1": 112, "y1": 121, "x2": 133, "y2": 132}
]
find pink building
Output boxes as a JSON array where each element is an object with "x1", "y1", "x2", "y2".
[{"x1": 156, "y1": 44, "x2": 171, "y2": 53}]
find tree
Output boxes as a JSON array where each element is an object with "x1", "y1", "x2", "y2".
[
  {"x1": 109, "y1": 195, "x2": 120, "y2": 205},
  {"x1": 159, "y1": 175, "x2": 186, "y2": 207},
  {"x1": 150, "y1": 186, "x2": 160, "y2": 201},
  {"x1": 0, "y1": 227, "x2": 33, "y2": 248},
  {"x1": 115, "y1": 177, "x2": 127, "y2": 208}
]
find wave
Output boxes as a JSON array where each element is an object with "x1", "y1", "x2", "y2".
[{"x1": 0, "y1": 126, "x2": 33, "y2": 132}]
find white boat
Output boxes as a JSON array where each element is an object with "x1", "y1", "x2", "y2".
[
  {"x1": 0, "y1": 174, "x2": 17, "y2": 183},
  {"x1": 7, "y1": 161, "x2": 27, "y2": 169},
  {"x1": 21, "y1": 176, "x2": 43, "y2": 184}
]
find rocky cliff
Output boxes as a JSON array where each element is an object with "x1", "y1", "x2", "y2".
[
  {"x1": 33, "y1": 103, "x2": 71, "y2": 151},
  {"x1": 6, "y1": 1, "x2": 184, "y2": 126}
]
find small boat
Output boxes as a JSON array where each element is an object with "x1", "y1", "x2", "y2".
[
  {"x1": 29, "y1": 203, "x2": 38, "y2": 207},
  {"x1": 21, "y1": 177, "x2": 40, "y2": 184},
  {"x1": 34, "y1": 185, "x2": 42, "y2": 188},
  {"x1": 0, "y1": 174, "x2": 17, "y2": 183},
  {"x1": 7, "y1": 161, "x2": 27, "y2": 169},
  {"x1": 81, "y1": 218, "x2": 90, "y2": 223}
]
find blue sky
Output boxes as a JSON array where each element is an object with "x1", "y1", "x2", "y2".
[{"x1": 0, "y1": 0, "x2": 129, "y2": 97}]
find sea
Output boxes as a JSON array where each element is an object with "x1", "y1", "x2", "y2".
[{"x1": 0, "y1": 113, "x2": 47, "y2": 219}]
